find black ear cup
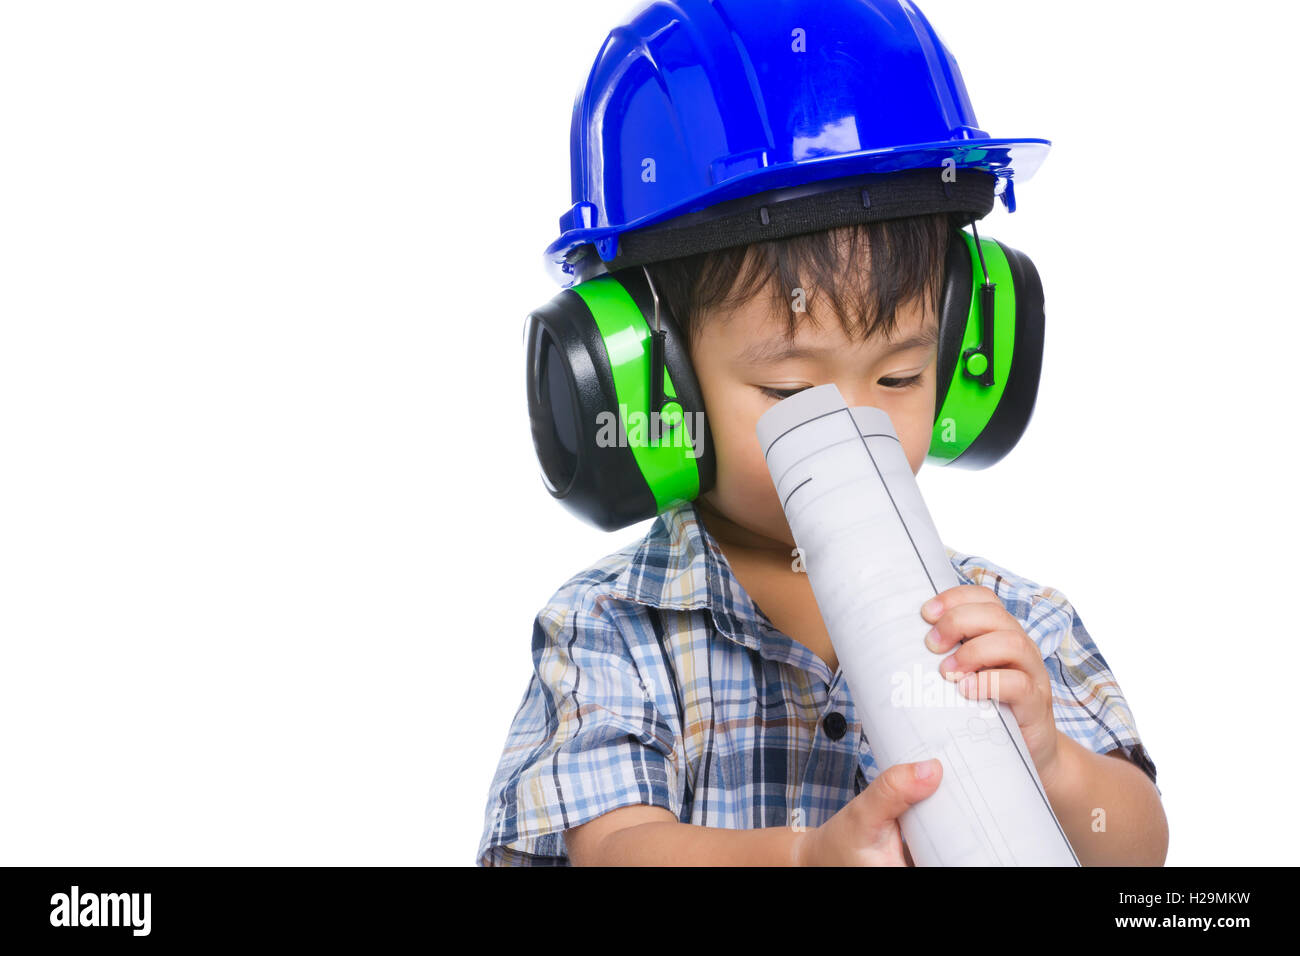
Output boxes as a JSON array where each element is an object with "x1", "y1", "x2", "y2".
[
  {"x1": 523, "y1": 270, "x2": 715, "y2": 532},
  {"x1": 972, "y1": 240, "x2": 1044, "y2": 465},
  {"x1": 526, "y1": 314, "x2": 582, "y2": 497}
]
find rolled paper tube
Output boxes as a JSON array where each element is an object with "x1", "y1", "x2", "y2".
[{"x1": 755, "y1": 383, "x2": 1078, "y2": 866}]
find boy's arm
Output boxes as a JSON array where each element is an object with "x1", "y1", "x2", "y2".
[
  {"x1": 566, "y1": 739, "x2": 1169, "y2": 867},
  {"x1": 565, "y1": 805, "x2": 806, "y2": 866},
  {"x1": 566, "y1": 758, "x2": 945, "y2": 866},
  {"x1": 1041, "y1": 731, "x2": 1169, "y2": 866},
  {"x1": 999, "y1": 575, "x2": 1165, "y2": 866}
]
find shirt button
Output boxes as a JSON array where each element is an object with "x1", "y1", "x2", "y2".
[{"x1": 822, "y1": 712, "x2": 847, "y2": 741}]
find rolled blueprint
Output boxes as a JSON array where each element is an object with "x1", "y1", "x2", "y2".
[{"x1": 756, "y1": 383, "x2": 1078, "y2": 866}]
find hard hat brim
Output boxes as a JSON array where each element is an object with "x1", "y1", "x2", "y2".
[{"x1": 545, "y1": 138, "x2": 1050, "y2": 287}]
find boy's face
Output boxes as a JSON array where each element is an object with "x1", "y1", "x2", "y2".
[{"x1": 690, "y1": 282, "x2": 939, "y2": 551}]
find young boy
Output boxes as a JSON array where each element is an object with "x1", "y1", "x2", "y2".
[{"x1": 477, "y1": 0, "x2": 1166, "y2": 866}]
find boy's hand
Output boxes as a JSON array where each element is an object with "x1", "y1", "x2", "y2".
[
  {"x1": 798, "y1": 758, "x2": 942, "y2": 866},
  {"x1": 920, "y1": 585, "x2": 1062, "y2": 787}
]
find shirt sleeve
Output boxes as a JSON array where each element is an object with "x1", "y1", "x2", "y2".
[
  {"x1": 476, "y1": 596, "x2": 683, "y2": 866},
  {"x1": 1027, "y1": 586, "x2": 1161, "y2": 797},
  {"x1": 949, "y1": 551, "x2": 1160, "y2": 798}
]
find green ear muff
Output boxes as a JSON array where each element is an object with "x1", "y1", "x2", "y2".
[
  {"x1": 524, "y1": 227, "x2": 1044, "y2": 532},
  {"x1": 928, "y1": 228, "x2": 1045, "y2": 468},
  {"x1": 524, "y1": 268, "x2": 716, "y2": 532}
]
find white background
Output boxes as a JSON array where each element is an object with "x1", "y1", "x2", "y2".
[{"x1": 1, "y1": 0, "x2": 1296, "y2": 866}]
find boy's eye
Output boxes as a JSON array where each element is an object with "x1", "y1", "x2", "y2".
[
  {"x1": 757, "y1": 385, "x2": 809, "y2": 400},
  {"x1": 757, "y1": 373, "x2": 925, "y2": 401},
  {"x1": 878, "y1": 373, "x2": 926, "y2": 390}
]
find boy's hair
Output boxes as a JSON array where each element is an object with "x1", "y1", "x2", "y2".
[{"x1": 638, "y1": 211, "x2": 956, "y2": 350}]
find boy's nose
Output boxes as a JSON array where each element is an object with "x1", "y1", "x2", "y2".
[{"x1": 836, "y1": 383, "x2": 876, "y2": 409}]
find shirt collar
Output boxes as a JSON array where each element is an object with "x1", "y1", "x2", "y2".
[
  {"x1": 609, "y1": 498, "x2": 773, "y2": 654},
  {"x1": 609, "y1": 498, "x2": 972, "y2": 666}
]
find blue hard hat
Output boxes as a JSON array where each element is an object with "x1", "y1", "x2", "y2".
[{"x1": 545, "y1": 0, "x2": 1050, "y2": 287}]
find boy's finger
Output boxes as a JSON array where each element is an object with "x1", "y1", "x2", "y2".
[
  {"x1": 923, "y1": 601, "x2": 1016, "y2": 653},
  {"x1": 855, "y1": 759, "x2": 943, "y2": 833},
  {"x1": 938, "y1": 628, "x2": 1037, "y2": 679},
  {"x1": 920, "y1": 584, "x2": 1002, "y2": 623},
  {"x1": 955, "y1": 667, "x2": 1032, "y2": 709}
]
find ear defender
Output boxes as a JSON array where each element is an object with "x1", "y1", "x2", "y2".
[
  {"x1": 524, "y1": 266, "x2": 717, "y2": 532},
  {"x1": 524, "y1": 227, "x2": 1044, "y2": 531},
  {"x1": 929, "y1": 226, "x2": 1045, "y2": 468}
]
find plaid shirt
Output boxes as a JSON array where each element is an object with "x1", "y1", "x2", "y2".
[{"x1": 477, "y1": 499, "x2": 1159, "y2": 866}]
